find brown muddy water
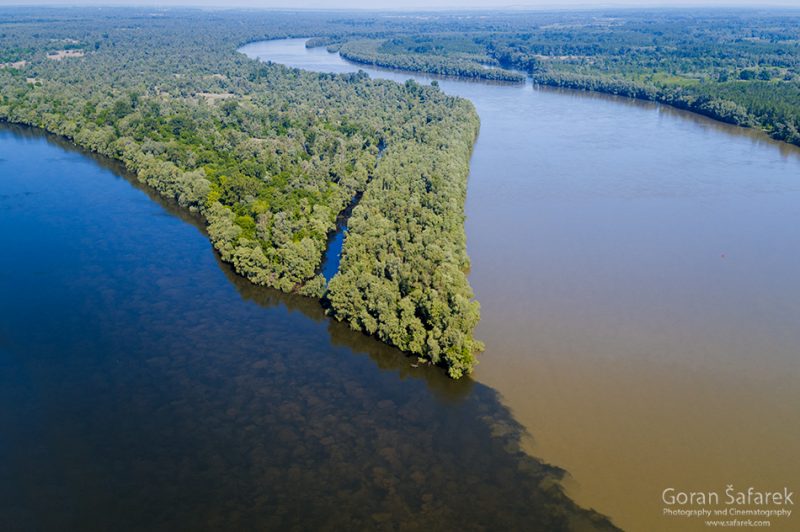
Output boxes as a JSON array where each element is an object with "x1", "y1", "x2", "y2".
[{"x1": 240, "y1": 39, "x2": 800, "y2": 531}]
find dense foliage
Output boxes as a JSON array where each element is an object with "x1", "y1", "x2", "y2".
[
  {"x1": 320, "y1": 10, "x2": 800, "y2": 145},
  {"x1": 0, "y1": 8, "x2": 483, "y2": 376},
  {"x1": 328, "y1": 80, "x2": 482, "y2": 378}
]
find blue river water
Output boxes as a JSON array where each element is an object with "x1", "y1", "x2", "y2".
[{"x1": 0, "y1": 123, "x2": 615, "y2": 530}]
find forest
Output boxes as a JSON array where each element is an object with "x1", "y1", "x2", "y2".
[
  {"x1": 310, "y1": 10, "x2": 800, "y2": 146},
  {"x1": 3, "y1": 7, "x2": 798, "y2": 377},
  {"x1": 0, "y1": 8, "x2": 482, "y2": 377}
]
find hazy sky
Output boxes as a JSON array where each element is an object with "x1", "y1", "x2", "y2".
[{"x1": 6, "y1": 0, "x2": 800, "y2": 9}]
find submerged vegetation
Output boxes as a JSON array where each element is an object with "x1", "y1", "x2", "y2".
[{"x1": 0, "y1": 8, "x2": 482, "y2": 376}]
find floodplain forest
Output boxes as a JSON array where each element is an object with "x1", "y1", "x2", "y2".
[
  {"x1": 0, "y1": 9, "x2": 481, "y2": 377},
  {"x1": 2, "y1": 7, "x2": 798, "y2": 377}
]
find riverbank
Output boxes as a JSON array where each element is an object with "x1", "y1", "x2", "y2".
[
  {"x1": 529, "y1": 72, "x2": 800, "y2": 147},
  {"x1": 315, "y1": 26, "x2": 800, "y2": 149},
  {"x1": 330, "y1": 49, "x2": 800, "y2": 147}
]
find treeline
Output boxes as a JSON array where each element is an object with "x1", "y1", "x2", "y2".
[
  {"x1": 337, "y1": 40, "x2": 525, "y2": 83},
  {"x1": 484, "y1": 12, "x2": 800, "y2": 146},
  {"x1": 318, "y1": 10, "x2": 800, "y2": 146},
  {"x1": 0, "y1": 8, "x2": 484, "y2": 376}
]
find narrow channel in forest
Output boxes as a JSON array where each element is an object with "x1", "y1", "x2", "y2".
[
  {"x1": 319, "y1": 192, "x2": 357, "y2": 282},
  {"x1": 319, "y1": 140, "x2": 385, "y2": 283}
]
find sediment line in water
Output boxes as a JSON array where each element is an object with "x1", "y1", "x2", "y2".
[
  {"x1": 1, "y1": 121, "x2": 620, "y2": 530},
  {"x1": 243, "y1": 37, "x2": 800, "y2": 532}
]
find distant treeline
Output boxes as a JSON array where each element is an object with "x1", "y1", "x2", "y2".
[
  {"x1": 335, "y1": 40, "x2": 525, "y2": 83},
  {"x1": 306, "y1": 11, "x2": 800, "y2": 146}
]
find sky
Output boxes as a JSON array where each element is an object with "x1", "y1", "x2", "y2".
[{"x1": 5, "y1": 0, "x2": 800, "y2": 9}]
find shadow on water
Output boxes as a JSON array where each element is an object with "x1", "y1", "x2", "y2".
[
  {"x1": 216, "y1": 255, "x2": 475, "y2": 404},
  {"x1": 0, "y1": 124, "x2": 618, "y2": 531}
]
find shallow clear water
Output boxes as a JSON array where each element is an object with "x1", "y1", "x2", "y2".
[
  {"x1": 240, "y1": 39, "x2": 800, "y2": 531},
  {"x1": 0, "y1": 124, "x2": 614, "y2": 530}
]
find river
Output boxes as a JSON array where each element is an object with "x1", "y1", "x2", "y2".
[
  {"x1": 239, "y1": 39, "x2": 800, "y2": 531},
  {"x1": 0, "y1": 124, "x2": 613, "y2": 529}
]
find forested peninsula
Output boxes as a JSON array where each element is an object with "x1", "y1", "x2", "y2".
[{"x1": 0, "y1": 9, "x2": 482, "y2": 377}]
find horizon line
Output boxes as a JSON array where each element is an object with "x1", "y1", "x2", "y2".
[{"x1": 4, "y1": 2, "x2": 800, "y2": 12}]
